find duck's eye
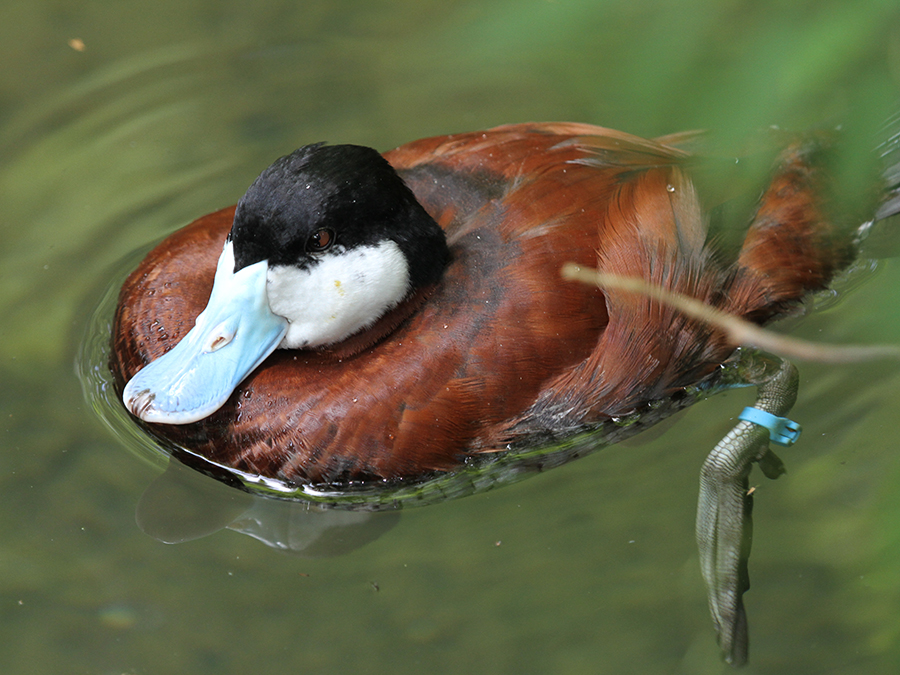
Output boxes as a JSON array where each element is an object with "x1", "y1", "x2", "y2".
[{"x1": 306, "y1": 228, "x2": 335, "y2": 253}]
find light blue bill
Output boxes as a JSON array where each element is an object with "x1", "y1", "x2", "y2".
[{"x1": 123, "y1": 241, "x2": 288, "y2": 424}]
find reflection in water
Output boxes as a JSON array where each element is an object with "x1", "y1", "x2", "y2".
[
  {"x1": 136, "y1": 459, "x2": 252, "y2": 544},
  {"x1": 137, "y1": 458, "x2": 399, "y2": 555}
]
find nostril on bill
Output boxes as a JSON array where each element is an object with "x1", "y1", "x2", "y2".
[
  {"x1": 205, "y1": 322, "x2": 236, "y2": 352},
  {"x1": 209, "y1": 335, "x2": 229, "y2": 351}
]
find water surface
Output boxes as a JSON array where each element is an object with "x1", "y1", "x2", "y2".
[{"x1": 2, "y1": 1, "x2": 900, "y2": 673}]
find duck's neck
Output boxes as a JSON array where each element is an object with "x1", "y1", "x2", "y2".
[{"x1": 314, "y1": 283, "x2": 438, "y2": 360}]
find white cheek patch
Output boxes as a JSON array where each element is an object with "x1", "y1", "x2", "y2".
[{"x1": 266, "y1": 240, "x2": 411, "y2": 348}]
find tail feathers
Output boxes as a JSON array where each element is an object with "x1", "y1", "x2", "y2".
[{"x1": 727, "y1": 139, "x2": 855, "y2": 322}]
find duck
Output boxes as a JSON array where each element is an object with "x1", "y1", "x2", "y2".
[{"x1": 110, "y1": 122, "x2": 883, "y2": 665}]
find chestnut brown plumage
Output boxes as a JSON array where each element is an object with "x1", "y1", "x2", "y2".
[{"x1": 111, "y1": 122, "x2": 852, "y2": 486}]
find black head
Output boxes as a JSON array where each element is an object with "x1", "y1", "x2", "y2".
[{"x1": 229, "y1": 143, "x2": 449, "y2": 288}]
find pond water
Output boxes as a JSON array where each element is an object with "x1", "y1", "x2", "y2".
[{"x1": 2, "y1": 1, "x2": 900, "y2": 673}]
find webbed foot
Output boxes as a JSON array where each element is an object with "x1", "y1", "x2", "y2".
[{"x1": 696, "y1": 354, "x2": 800, "y2": 666}]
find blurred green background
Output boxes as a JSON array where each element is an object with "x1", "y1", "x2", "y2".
[{"x1": 2, "y1": 1, "x2": 900, "y2": 673}]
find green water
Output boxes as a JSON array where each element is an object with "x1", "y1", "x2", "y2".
[{"x1": 2, "y1": 1, "x2": 900, "y2": 673}]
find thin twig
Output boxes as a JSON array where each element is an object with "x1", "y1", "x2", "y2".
[{"x1": 561, "y1": 263, "x2": 900, "y2": 363}]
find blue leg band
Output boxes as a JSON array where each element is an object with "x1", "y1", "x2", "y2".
[{"x1": 738, "y1": 407, "x2": 802, "y2": 446}]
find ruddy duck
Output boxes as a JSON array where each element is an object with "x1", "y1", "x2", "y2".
[{"x1": 111, "y1": 122, "x2": 893, "y2": 665}]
